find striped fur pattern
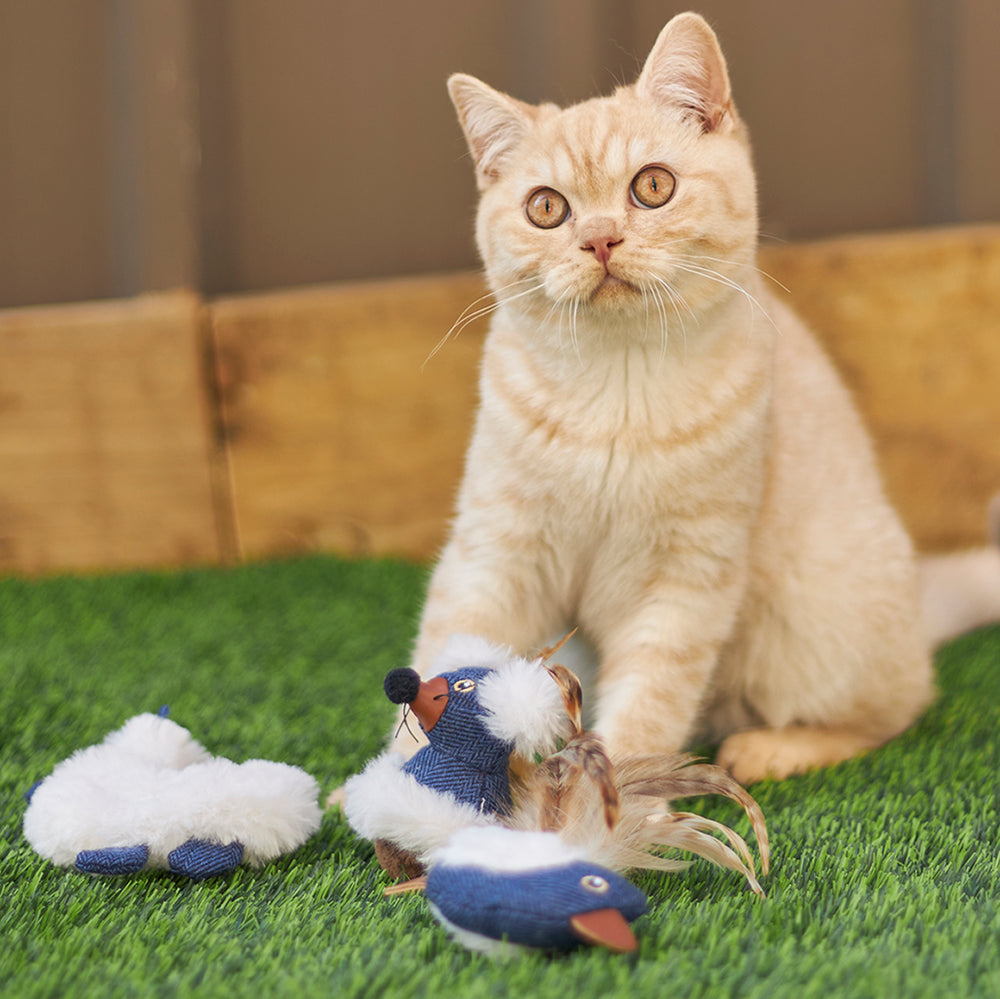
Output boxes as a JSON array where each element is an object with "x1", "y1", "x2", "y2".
[{"x1": 408, "y1": 13, "x2": 943, "y2": 784}]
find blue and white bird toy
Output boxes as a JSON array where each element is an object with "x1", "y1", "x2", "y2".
[
  {"x1": 342, "y1": 635, "x2": 574, "y2": 876},
  {"x1": 421, "y1": 826, "x2": 648, "y2": 955}
]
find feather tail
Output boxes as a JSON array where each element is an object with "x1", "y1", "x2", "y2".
[
  {"x1": 645, "y1": 814, "x2": 765, "y2": 897},
  {"x1": 614, "y1": 754, "x2": 770, "y2": 875},
  {"x1": 514, "y1": 732, "x2": 619, "y2": 832}
]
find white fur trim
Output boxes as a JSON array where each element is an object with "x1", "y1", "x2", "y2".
[
  {"x1": 427, "y1": 902, "x2": 526, "y2": 958},
  {"x1": 341, "y1": 751, "x2": 498, "y2": 861},
  {"x1": 431, "y1": 826, "x2": 583, "y2": 874},
  {"x1": 103, "y1": 713, "x2": 211, "y2": 769},
  {"x1": 477, "y1": 655, "x2": 571, "y2": 758},
  {"x1": 430, "y1": 634, "x2": 515, "y2": 675},
  {"x1": 23, "y1": 714, "x2": 321, "y2": 869}
]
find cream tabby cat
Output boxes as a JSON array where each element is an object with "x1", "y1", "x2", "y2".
[{"x1": 405, "y1": 12, "x2": 998, "y2": 784}]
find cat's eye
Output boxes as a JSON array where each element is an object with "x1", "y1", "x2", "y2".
[
  {"x1": 453, "y1": 678, "x2": 476, "y2": 693},
  {"x1": 630, "y1": 166, "x2": 676, "y2": 209},
  {"x1": 526, "y1": 188, "x2": 570, "y2": 229}
]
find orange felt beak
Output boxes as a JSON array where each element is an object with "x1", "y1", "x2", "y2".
[
  {"x1": 569, "y1": 908, "x2": 639, "y2": 953},
  {"x1": 410, "y1": 676, "x2": 449, "y2": 733}
]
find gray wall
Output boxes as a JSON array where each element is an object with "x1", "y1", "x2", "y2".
[{"x1": 1, "y1": 0, "x2": 997, "y2": 309}]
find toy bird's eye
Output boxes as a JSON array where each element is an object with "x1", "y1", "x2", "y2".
[
  {"x1": 452, "y1": 679, "x2": 476, "y2": 693},
  {"x1": 581, "y1": 874, "x2": 610, "y2": 893}
]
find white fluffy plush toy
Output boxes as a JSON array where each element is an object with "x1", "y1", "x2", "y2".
[{"x1": 23, "y1": 708, "x2": 322, "y2": 879}]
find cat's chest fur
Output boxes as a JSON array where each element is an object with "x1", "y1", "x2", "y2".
[{"x1": 462, "y1": 302, "x2": 774, "y2": 534}]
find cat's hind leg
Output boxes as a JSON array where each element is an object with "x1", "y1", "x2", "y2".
[
  {"x1": 715, "y1": 725, "x2": 886, "y2": 785},
  {"x1": 709, "y1": 565, "x2": 935, "y2": 784}
]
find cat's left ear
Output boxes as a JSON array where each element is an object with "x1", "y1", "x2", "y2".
[
  {"x1": 635, "y1": 12, "x2": 734, "y2": 133},
  {"x1": 448, "y1": 74, "x2": 536, "y2": 189}
]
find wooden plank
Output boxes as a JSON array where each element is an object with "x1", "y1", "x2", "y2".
[
  {"x1": 0, "y1": 2, "x2": 114, "y2": 309},
  {"x1": 760, "y1": 225, "x2": 1000, "y2": 550},
  {"x1": 0, "y1": 292, "x2": 227, "y2": 574},
  {"x1": 211, "y1": 274, "x2": 488, "y2": 560}
]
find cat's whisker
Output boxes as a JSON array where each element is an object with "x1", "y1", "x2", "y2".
[
  {"x1": 646, "y1": 275, "x2": 693, "y2": 366},
  {"x1": 543, "y1": 287, "x2": 573, "y2": 337},
  {"x1": 687, "y1": 253, "x2": 792, "y2": 296},
  {"x1": 542, "y1": 288, "x2": 572, "y2": 355},
  {"x1": 672, "y1": 262, "x2": 781, "y2": 337},
  {"x1": 569, "y1": 296, "x2": 583, "y2": 366},
  {"x1": 646, "y1": 281, "x2": 670, "y2": 366},
  {"x1": 653, "y1": 277, "x2": 691, "y2": 364},
  {"x1": 640, "y1": 283, "x2": 652, "y2": 343},
  {"x1": 423, "y1": 279, "x2": 544, "y2": 367},
  {"x1": 640, "y1": 282, "x2": 664, "y2": 359}
]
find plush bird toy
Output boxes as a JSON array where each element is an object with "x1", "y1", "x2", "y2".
[
  {"x1": 342, "y1": 634, "x2": 574, "y2": 877},
  {"x1": 419, "y1": 826, "x2": 648, "y2": 955},
  {"x1": 23, "y1": 708, "x2": 322, "y2": 879}
]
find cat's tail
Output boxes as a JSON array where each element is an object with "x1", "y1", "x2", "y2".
[{"x1": 919, "y1": 494, "x2": 1000, "y2": 647}]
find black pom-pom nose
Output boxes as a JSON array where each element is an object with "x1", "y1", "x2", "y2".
[{"x1": 384, "y1": 667, "x2": 422, "y2": 705}]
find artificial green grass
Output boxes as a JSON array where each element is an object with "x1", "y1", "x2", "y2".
[{"x1": 1, "y1": 555, "x2": 998, "y2": 998}]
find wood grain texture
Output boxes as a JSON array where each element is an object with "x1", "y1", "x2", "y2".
[
  {"x1": 0, "y1": 292, "x2": 225, "y2": 574},
  {"x1": 210, "y1": 274, "x2": 489, "y2": 560},
  {"x1": 760, "y1": 225, "x2": 1000, "y2": 550}
]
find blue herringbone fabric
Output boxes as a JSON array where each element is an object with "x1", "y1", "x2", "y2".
[
  {"x1": 167, "y1": 838, "x2": 244, "y2": 880},
  {"x1": 425, "y1": 862, "x2": 647, "y2": 950},
  {"x1": 403, "y1": 666, "x2": 514, "y2": 815},
  {"x1": 75, "y1": 844, "x2": 150, "y2": 876}
]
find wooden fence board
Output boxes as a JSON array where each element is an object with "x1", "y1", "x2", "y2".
[
  {"x1": 0, "y1": 292, "x2": 225, "y2": 573},
  {"x1": 210, "y1": 274, "x2": 488, "y2": 560},
  {"x1": 760, "y1": 225, "x2": 1000, "y2": 550}
]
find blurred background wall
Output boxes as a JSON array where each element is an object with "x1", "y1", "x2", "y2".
[{"x1": 1, "y1": 0, "x2": 997, "y2": 310}]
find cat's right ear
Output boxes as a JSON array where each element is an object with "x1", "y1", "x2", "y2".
[
  {"x1": 447, "y1": 74, "x2": 534, "y2": 190},
  {"x1": 635, "y1": 12, "x2": 734, "y2": 133}
]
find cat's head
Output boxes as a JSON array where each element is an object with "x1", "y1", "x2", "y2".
[{"x1": 448, "y1": 13, "x2": 758, "y2": 342}]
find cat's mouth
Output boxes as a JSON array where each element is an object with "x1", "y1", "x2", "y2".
[{"x1": 589, "y1": 272, "x2": 636, "y2": 302}]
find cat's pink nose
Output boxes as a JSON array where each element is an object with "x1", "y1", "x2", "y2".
[{"x1": 581, "y1": 234, "x2": 623, "y2": 268}]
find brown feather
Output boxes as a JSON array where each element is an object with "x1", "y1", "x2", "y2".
[
  {"x1": 509, "y1": 740, "x2": 770, "y2": 895},
  {"x1": 536, "y1": 630, "x2": 584, "y2": 735},
  {"x1": 613, "y1": 754, "x2": 770, "y2": 875},
  {"x1": 543, "y1": 666, "x2": 584, "y2": 736},
  {"x1": 537, "y1": 629, "x2": 578, "y2": 662},
  {"x1": 507, "y1": 662, "x2": 770, "y2": 896},
  {"x1": 513, "y1": 731, "x2": 620, "y2": 832},
  {"x1": 383, "y1": 876, "x2": 428, "y2": 896}
]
